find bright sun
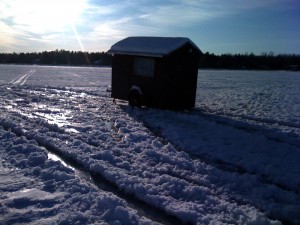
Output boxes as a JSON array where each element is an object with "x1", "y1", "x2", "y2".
[{"x1": 10, "y1": 0, "x2": 86, "y2": 33}]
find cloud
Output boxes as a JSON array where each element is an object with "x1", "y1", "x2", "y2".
[
  {"x1": 84, "y1": 2, "x2": 122, "y2": 16},
  {"x1": 139, "y1": 4, "x2": 218, "y2": 27},
  {"x1": 0, "y1": 20, "x2": 33, "y2": 52},
  {"x1": 91, "y1": 18, "x2": 131, "y2": 39},
  {"x1": 136, "y1": 0, "x2": 299, "y2": 28},
  {"x1": 0, "y1": 24, "x2": 17, "y2": 51},
  {"x1": 1, "y1": 0, "x2": 299, "y2": 53},
  {"x1": 0, "y1": 0, "x2": 89, "y2": 52}
]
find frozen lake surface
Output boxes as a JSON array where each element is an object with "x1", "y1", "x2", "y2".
[
  {"x1": 197, "y1": 70, "x2": 300, "y2": 134},
  {"x1": 0, "y1": 64, "x2": 299, "y2": 224},
  {"x1": 1, "y1": 64, "x2": 299, "y2": 132}
]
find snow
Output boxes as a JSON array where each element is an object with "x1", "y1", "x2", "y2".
[
  {"x1": 108, "y1": 36, "x2": 201, "y2": 57},
  {"x1": 196, "y1": 70, "x2": 300, "y2": 130},
  {"x1": 0, "y1": 131, "x2": 151, "y2": 225},
  {"x1": 1, "y1": 64, "x2": 300, "y2": 224}
]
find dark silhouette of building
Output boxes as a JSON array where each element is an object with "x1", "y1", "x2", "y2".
[{"x1": 108, "y1": 36, "x2": 202, "y2": 109}]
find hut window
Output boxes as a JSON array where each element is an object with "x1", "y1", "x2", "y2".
[{"x1": 134, "y1": 57, "x2": 154, "y2": 77}]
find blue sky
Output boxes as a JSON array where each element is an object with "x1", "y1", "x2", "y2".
[{"x1": 1, "y1": 0, "x2": 300, "y2": 54}]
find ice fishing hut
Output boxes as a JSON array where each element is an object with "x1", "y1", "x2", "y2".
[{"x1": 108, "y1": 36, "x2": 202, "y2": 109}]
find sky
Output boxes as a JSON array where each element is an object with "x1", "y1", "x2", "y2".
[{"x1": 0, "y1": 0, "x2": 300, "y2": 55}]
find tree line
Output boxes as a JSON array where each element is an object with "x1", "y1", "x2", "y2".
[
  {"x1": 0, "y1": 50, "x2": 112, "y2": 66},
  {"x1": 0, "y1": 50, "x2": 299, "y2": 70},
  {"x1": 199, "y1": 52, "x2": 300, "y2": 71}
]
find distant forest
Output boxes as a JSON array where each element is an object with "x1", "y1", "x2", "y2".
[
  {"x1": 0, "y1": 50, "x2": 112, "y2": 66},
  {"x1": 0, "y1": 49, "x2": 299, "y2": 71},
  {"x1": 200, "y1": 52, "x2": 300, "y2": 71}
]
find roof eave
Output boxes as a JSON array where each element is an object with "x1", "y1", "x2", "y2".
[{"x1": 107, "y1": 51, "x2": 165, "y2": 58}]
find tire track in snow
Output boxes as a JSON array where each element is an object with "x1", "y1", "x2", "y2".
[
  {"x1": 0, "y1": 116, "x2": 184, "y2": 225},
  {"x1": 9, "y1": 69, "x2": 36, "y2": 86},
  {"x1": 1, "y1": 113, "x2": 258, "y2": 225},
  {"x1": 1, "y1": 106, "x2": 291, "y2": 224}
]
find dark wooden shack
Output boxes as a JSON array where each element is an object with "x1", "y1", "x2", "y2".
[{"x1": 108, "y1": 36, "x2": 202, "y2": 109}]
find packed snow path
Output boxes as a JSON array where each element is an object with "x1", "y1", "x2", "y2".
[{"x1": 1, "y1": 85, "x2": 299, "y2": 224}]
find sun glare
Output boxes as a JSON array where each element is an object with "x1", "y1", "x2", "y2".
[{"x1": 9, "y1": 0, "x2": 86, "y2": 33}]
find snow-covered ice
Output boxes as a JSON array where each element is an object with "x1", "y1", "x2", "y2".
[{"x1": 0, "y1": 64, "x2": 299, "y2": 224}]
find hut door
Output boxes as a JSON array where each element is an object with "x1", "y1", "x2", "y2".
[{"x1": 111, "y1": 56, "x2": 131, "y2": 100}]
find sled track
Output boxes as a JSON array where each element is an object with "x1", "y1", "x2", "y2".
[{"x1": 9, "y1": 69, "x2": 36, "y2": 86}]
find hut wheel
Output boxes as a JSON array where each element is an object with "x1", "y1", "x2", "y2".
[{"x1": 129, "y1": 90, "x2": 141, "y2": 108}]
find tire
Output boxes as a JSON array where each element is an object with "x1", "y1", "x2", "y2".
[{"x1": 129, "y1": 91, "x2": 141, "y2": 108}]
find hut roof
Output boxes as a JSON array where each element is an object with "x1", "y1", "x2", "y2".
[{"x1": 108, "y1": 36, "x2": 201, "y2": 57}]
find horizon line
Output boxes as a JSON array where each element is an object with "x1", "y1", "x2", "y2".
[{"x1": 1, "y1": 49, "x2": 300, "y2": 57}]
